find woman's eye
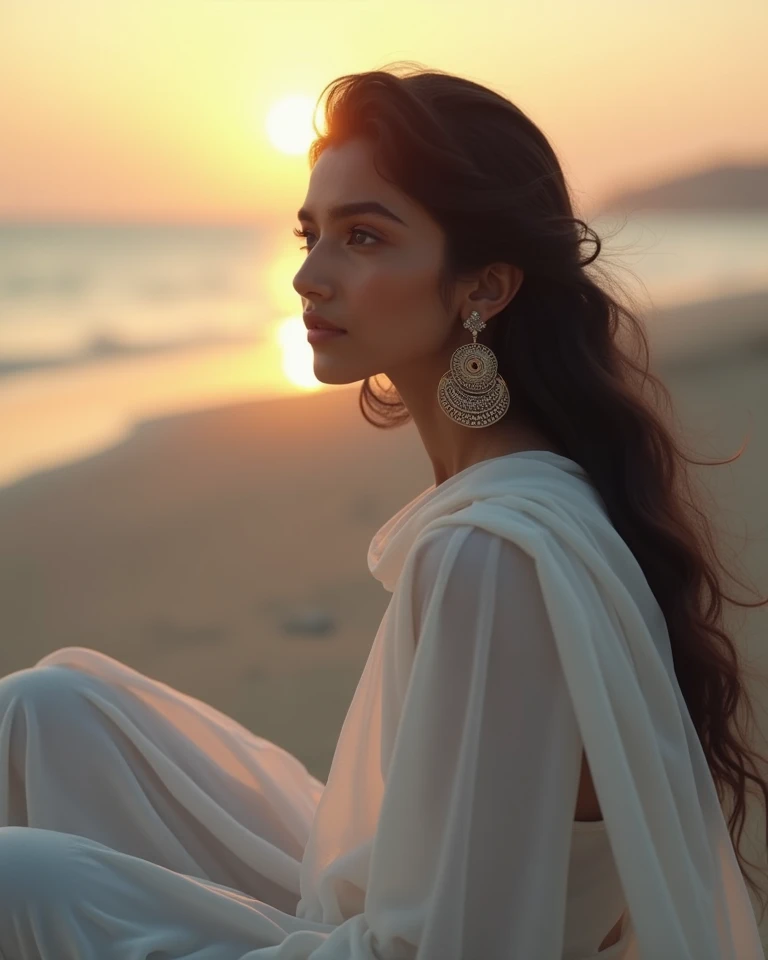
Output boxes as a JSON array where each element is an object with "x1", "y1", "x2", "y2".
[{"x1": 292, "y1": 226, "x2": 379, "y2": 251}]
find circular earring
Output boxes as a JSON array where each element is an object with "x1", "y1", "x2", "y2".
[{"x1": 437, "y1": 309, "x2": 510, "y2": 428}]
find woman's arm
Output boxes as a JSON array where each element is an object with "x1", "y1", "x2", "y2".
[{"x1": 293, "y1": 524, "x2": 584, "y2": 959}]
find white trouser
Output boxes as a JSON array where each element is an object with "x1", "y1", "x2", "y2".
[{"x1": 0, "y1": 646, "x2": 331, "y2": 959}]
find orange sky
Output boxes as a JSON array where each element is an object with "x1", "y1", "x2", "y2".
[{"x1": 1, "y1": 0, "x2": 767, "y2": 225}]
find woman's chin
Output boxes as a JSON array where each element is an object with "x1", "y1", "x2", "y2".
[{"x1": 310, "y1": 364, "x2": 362, "y2": 386}]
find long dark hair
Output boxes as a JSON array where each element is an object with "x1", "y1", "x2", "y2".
[{"x1": 304, "y1": 61, "x2": 768, "y2": 916}]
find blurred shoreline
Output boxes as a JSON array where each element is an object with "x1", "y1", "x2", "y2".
[{"x1": 0, "y1": 285, "x2": 767, "y2": 495}]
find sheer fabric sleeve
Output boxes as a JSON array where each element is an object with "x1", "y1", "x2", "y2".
[{"x1": 284, "y1": 522, "x2": 586, "y2": 960}]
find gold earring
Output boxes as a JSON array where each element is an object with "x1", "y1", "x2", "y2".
[{"x1": 437, "y1": 309, "x2": 510, "y2": 428}]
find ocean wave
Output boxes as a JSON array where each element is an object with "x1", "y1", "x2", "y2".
[{"x1": 0, "y1": 329, "x2": 259, "y2": 379}]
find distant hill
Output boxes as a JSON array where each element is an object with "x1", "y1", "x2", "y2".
[{"x1": 597, "y1": 161, "x2": 768, "y2": 214}]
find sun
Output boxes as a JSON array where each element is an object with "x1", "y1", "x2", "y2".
[
  {"x1": 276, "y1": 316, "x2": 324, "y2": 391},
  {"x1": 265, "y1": 95, "x2": 318, "y2": 156}
]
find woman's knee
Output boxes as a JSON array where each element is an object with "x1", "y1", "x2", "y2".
[
  {"x1": 0, "y1": 660, "x2": 111, "y2": 769},
  {"x1": 0, "y1": 659, "x2": 95, "y2": 718}
]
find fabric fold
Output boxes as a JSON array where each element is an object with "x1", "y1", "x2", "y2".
[{"x1": 296, "y1": 450, "x2": 764, "y2": 959}]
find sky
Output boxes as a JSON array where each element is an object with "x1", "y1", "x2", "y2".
[{"x1": 1, "y1": 0, "x2": 767, "y2": 225}]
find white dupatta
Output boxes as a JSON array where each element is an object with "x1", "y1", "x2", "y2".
[{"x1": 291, "y1": 451, "x2": 763, "y2": 960}]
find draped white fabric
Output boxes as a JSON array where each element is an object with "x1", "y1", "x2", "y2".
[
  {"x1": 296, "y1": 522, "x2": 626, "y2": 959},
  {"x1": 0, "y1": 450, "x2": 763, "y2": 959},
  {"x1": 297, "y1": 450, "x2": 764, "y2": 959}
]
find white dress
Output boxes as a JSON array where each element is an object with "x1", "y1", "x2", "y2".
[{"x1": 0, "y1": 450, "x2": 763, "y2": 959}]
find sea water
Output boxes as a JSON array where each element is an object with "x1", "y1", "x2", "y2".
[{"x1": 0, "y1": 212, "x2": 766, "y2": 489}]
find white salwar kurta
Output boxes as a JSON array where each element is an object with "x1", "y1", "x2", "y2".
[{"x1": 0, "y1": 450, "x2": 763, "y2": 959}]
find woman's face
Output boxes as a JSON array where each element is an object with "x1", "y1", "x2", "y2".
[{"x1": 292, "y1": 138, "x2": 460, "y2": 388}]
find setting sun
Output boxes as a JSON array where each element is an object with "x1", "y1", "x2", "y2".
[
  {"x1": 265, "y1": 95, "x2": 318, "y2": 156},
  {"x1": 276, "y1": 316, "x2": 323, "y2": 390}
]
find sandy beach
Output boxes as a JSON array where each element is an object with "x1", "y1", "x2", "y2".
[
  {"x1": 0, "y1": 376, "x2": 436, "y2": 778},
  {"x1": 1, "y1": 289, "x2": 767, "y2": 933}
]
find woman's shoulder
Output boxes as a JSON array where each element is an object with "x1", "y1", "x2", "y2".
[{"x1": 409, "y1": 521, "x2": 540, "y2": 598}]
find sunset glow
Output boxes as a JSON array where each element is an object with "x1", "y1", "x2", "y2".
[
  {"x1": 276, "y1": 317, "x2": 324, "y2": 391},
  {"x1": 2, "y1": 0, "x2": 766, "y2": 224},
  {"x1": 265, "y1": 96, "x2": 318, "y2": 157}
]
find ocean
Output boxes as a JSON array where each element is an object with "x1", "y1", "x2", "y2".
[
  {"x1": 2, "y1": 212, "x2": 768, "y2": 371},
  {"x1": 0, "y1": 212, "x2": 766, "y2": 490}
]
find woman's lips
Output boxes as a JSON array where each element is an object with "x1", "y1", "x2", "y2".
[{"x1": 306, "y1": 328, "x2": 347, "y2": 344}]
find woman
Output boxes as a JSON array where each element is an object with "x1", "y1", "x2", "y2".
[{"x1": 0, "y1": 63, "x2": 766, "y2": 959}]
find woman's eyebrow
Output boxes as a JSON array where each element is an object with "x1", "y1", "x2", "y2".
[{"x1": 296, "y1": 201, "x2": 408, "y2": 227}]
